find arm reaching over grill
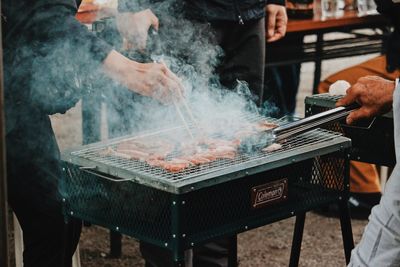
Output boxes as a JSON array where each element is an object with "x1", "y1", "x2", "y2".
[
  {"x1": 102, "y1": 50, "x2": 184, "y2": 103},
  {"x1": 4, "y1": 1, "x2": 183, "y2": 118},
  {"x1": 336, "y1": 76, "x2": 395, "y2": 124}
]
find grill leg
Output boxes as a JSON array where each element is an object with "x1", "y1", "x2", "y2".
[
  {"x1": 228, "y1": 236, "x2": 238, "y2": 267},
  {"x1": 173, "y1": 260, "x2": 186, "y2": 267},
  {"x1": 312, "y1": 33, "x2": 323, "y2": 94},
  {"x1": 109, "y1": 231, "x2": 122, "y2": 258},
  {"x1": 289, "y1": 212, "x2": 306, "y2": 267},
  {"x1": 338, "y1": 199, "x2": 354, "y2": 264}
]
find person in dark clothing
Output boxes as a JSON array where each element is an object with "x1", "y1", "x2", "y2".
[
  {"x1": 116, "y1": 1, "x2": 287, "y2": 266},
  {"x1": 117, "y1": 0, "x2": 287, "y2": 105},
  {"x1": 2, "y1": 1, "x2": 183, "y2": 266},
  {"x1": 264, "y1": 33, "x2": 304, "y2": 117}
]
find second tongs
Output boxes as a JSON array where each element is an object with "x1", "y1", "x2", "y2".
[{"x1": 272, "y1": 103, "x2": 360, "y2": 141}]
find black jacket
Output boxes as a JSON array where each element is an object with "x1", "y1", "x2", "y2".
[
  {"x1": 185, "y1": 0, "x2": 285, "y2": 22},
  {"x1": 3, "y1": 0, "x2": 111, "y2": 123},
  {"x1": 2, "y1": 0, "x2": 112, "y2": 211},
  {"x1": 119, "y1": 0, "x2": 285, "y2": 23},
  {"x1": 375, "y1": 0, "x2": 400, "y2": 72}
]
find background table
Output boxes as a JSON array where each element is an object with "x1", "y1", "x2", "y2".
[{"x1": 266, "y1": 9, "x2": 391, "y2": 93}]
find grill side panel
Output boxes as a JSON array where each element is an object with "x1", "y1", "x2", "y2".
[
  {"x1": 178, "y1": 151, "x2": 348, "y2": 247},
  {"x1": 62, "y1": 163, "x2": 173, "y2": 246},
  {"x1": 62, "y1": 149, "x2": 349, "y2": 253},
  {"x1": 305, "y1": 95, "x2": 395, "y2": 167}
]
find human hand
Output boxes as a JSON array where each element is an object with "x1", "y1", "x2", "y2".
[
  {"x1": 336, "y1": 76, "x2": 395, "y2": 124},
  {"x1": 116, "y1": 9, "x2": 159, "y2": 51},
  {"x1": 103, "y1": 50, "x2": 184, "y2": 104},
  {"x1": 266, "y1": 5, "x2": 287, "y2": 43},
  {"x1": 131, "y1": 61, "x2": 185, "y2": 103}
]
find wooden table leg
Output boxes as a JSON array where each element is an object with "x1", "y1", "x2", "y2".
[{"x1": 312, "y1": 33, "x2": 324, "y2": 94}]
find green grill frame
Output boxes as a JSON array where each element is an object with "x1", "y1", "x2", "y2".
[{"x1": 61, "y1": 126, "x2": 352, "y2": 264}]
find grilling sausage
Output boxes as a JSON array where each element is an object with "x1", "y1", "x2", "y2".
[
  {"x1": 115, "y1": 149, "x2": 149, "y2": 161},
  {"x1": 183, "y1": 155, "x2": 211, "y2": 165},
  {"x1": 99, "y1": 119, "x2": 282, "y2": 172},
  {"x1": 101, "y1": 147, "x2": 133, "y2": 160}
]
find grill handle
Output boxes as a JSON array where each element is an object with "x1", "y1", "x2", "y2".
[
  {"x1": 80, "y1": 167, "x2": 132, "y2": 183},
  {"x1": 272, "y1": 103, "x2": 360, "y2": 141}
]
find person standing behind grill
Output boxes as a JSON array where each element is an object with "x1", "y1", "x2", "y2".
[
  {"x1": 317, "y1": 0, "x2": 400, "y2": 218},
  {"x1": 117, "y1": 0, "x2": 287, "y2": 106},
  {"x1": 2, "y1": 1, "x2": 184, "y2": 266},
  {"x1": 116, "y1": 1, "x2": 287, "y2": 266}
]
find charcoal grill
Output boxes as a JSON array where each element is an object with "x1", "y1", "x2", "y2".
[
  {"x1": 305, "y1": 93, "x2": 395, "y2": 167},
  {"x1": 61, "y1": 115, "x2": 353, "y2": 266}
]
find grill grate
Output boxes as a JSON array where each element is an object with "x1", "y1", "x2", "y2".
[{"x1": 65, "y1": 114, "x2": 346, "y2": 185}]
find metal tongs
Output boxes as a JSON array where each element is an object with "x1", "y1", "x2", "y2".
[
  {"x1": 172, "y1": 93, "x2": 199, "y2": 139},
  {"x1": 271, "y1": 103, "x2": 360, "y2": 142},
  {"x1": 151, "y1": 60, "x2": 198, "y2": 139},
  {"x1": 147, "y1": 29, "x2": 199, "y2": 139}
]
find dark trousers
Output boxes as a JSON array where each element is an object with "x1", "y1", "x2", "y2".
[
  {"x1": 214, "y1": 18, "x2": 266, "y2": 106},
  {"x1": 265, "y1": 34, "x2": 304, "y2": 117},
  {"x1": 6, "y1": 118, "x2": 82, "y2": 267},
  {"x1": 9, "y1": 192, "x2": 82, "y2": 267},
  {"x1": 265, "y1": 63, "x2": 301, "y2": 116}
]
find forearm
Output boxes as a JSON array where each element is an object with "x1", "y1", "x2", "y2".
[
  {"x1": 102, "y1": 50, "x2": 142, "y2": 94},
  {"x1": 102, "y1": 49, "x2": 185, "y2": 103}
]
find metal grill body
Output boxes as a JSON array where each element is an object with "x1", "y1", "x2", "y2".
[
  {"x1": 305, "y1": 93, "x2": 395, "y2": 167},
  {"x1": 62, "y1": 117, "x2": 351, "y2": 262}
]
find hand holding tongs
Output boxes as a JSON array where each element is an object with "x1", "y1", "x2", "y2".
[{"x1": 271, "y1": 103, "x2": 360, "y2": 141}]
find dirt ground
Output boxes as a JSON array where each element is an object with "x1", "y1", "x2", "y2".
[
  {"x1": 78, "y1": 214, "x2": 367, "y2": 267},
  {"x1": 45, "y1": 52, "x2": 379, "y2": 266}
]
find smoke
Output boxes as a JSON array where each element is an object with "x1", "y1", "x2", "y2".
[
  {"x1": 3, "y1": 0, "x2": 281, "y2": 212},
  {"x1": 5, "y1": 0, "x2": 278, "y2": 148},
  {"x1": 98, "y1": 0, "x2": 278, "y2": 143}
]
